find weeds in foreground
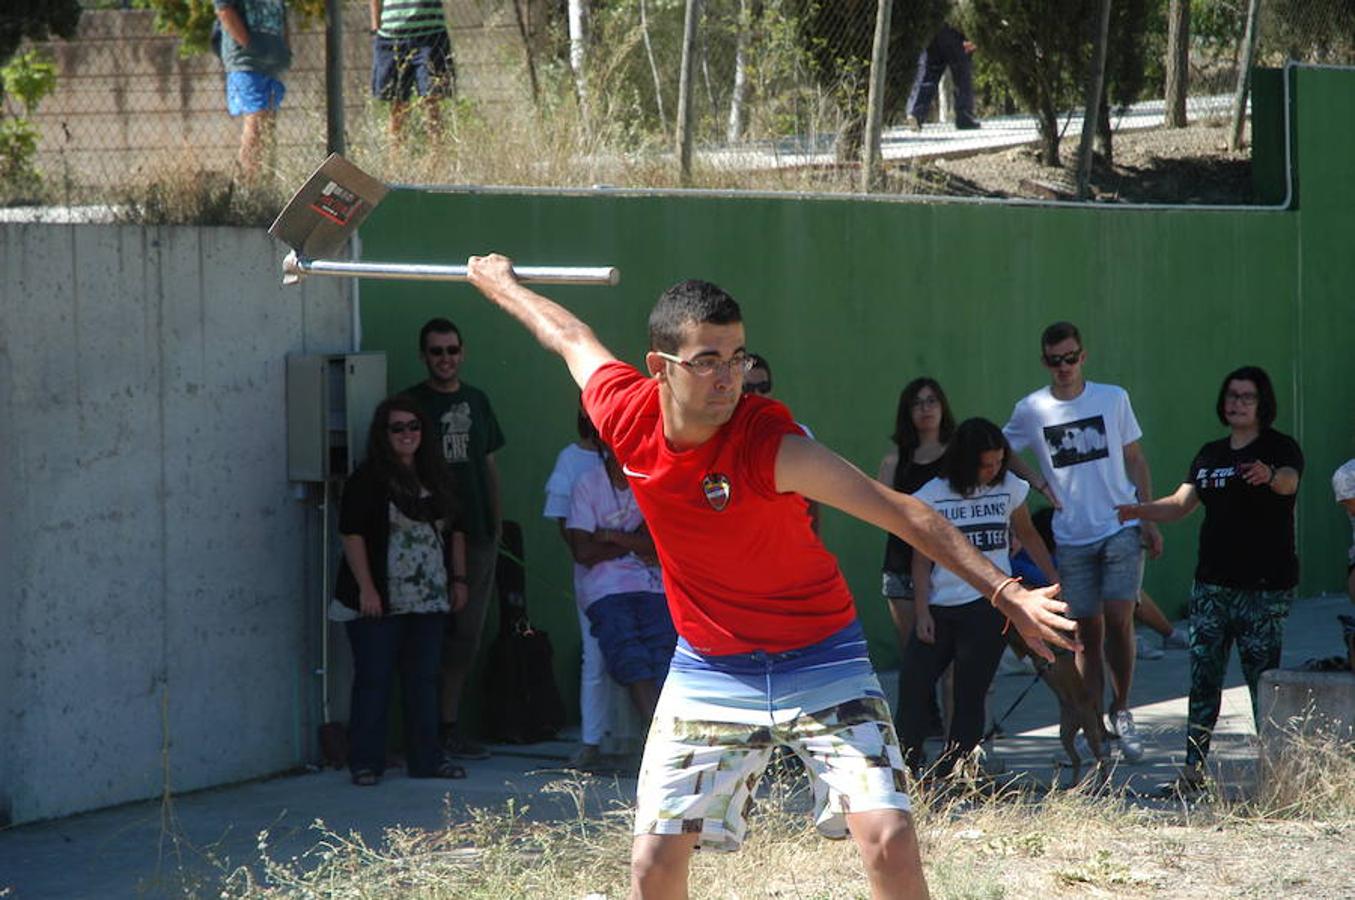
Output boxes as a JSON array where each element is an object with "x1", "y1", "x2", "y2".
[{"x1": 208, "y1": 729, "x2": 1355, "y2": 899}]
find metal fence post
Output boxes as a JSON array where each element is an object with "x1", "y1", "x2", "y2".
[{"x1": 325, "y1": 0, "x2": 345, "y2": 155}]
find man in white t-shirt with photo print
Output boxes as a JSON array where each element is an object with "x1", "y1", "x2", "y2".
[{"x1": 1003, "y1": 321, "x2": 1162, "y2": 762}]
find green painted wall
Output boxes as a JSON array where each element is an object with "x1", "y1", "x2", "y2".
[{"x1": 358, "y1": 67, "x2": 1354, "y2": 736}]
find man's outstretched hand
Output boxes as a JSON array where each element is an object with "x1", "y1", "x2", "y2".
[
  {"x1": 467, "y1": 253, "x2": 520, "y2": 297},
  {"x1": 996, "y1": 583, "x2": 1080, "y2": 661}
]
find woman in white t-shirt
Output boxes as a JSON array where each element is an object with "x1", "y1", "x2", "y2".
[
  {"x1": 1334, "y1": 458, "x2": 1355, "y2": 603},
  {"x1": 898, "y1": 418, "x2": 1059, "y2": 779},
  {"x1": 542, "y1": 402, "x2": 608, "y2": 770}
]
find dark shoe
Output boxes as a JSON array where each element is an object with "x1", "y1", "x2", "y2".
[
  {"x1": 442, "y1": 730, "x2": 491, "y2": 760},
  {"x1": 431, "y1": 758, "x2": 467, "y2": 779},
  {"x1": 351, "y1": 769, "x2": 380, "y2": 787},
  {"x1": 955, "y1": 118, "x2": 982, "y2": 130}
]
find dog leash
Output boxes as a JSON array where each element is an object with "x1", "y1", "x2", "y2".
[{"x1": 982, "y1": 658, "x2": 1051, "y2": 743}]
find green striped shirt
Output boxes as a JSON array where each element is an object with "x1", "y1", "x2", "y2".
[{"x1": 377, "y1": 0, "x2": 447, "y2": 38}]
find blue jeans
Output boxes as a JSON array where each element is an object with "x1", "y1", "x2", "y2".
[
  {"x1": 906, "y1": 24, "x2": 975, "y2": 123},
  {"x1": 345, "y1": 612, "x2": 446, "y2": 776}
]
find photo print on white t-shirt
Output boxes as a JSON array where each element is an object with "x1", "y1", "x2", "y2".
[{"x1": 1043, "y1": 415, "x2": 1109, "y2": 468}]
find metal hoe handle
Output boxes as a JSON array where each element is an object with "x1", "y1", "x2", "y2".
[{"x1": 282, "y1": 251, "x2": 620, "y2": 287}]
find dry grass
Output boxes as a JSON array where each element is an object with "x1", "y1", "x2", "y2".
[{"x1": 209, "y1": 729, "x2": 1355, "y2": 899}]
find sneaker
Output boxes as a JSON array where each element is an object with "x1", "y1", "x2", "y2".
[
  {"x1": 1169, "y1": 764, "x2": 1207, "y2": 797},
  {"x1": 1073, "y1": 730, "x2": 1094, "y2": 763},
  {"x1": 566, "y1": 743, "x2": 601, "y2": 771},
  {"x1": 1136, "y1": 633, "x2": 1165, "y2": 660},
  {"x1": 1112, "y1": 710, "x2": 1145, "y2": 762},
  {"x1": 441, "y1": 728, "x2": 491, "y2": 760},
  {"x1": 955, "y1": 118, "x2": 982, "y2": 130},
  {"x1": 1164, "y1": 625, "x2": 1190, "y2": 650}
]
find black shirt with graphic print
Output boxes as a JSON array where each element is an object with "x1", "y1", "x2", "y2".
[{"x1": 1188, "y1": 428, "x2": 1304, "y2": 590}]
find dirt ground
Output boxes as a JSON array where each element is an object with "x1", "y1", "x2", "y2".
[{"x1": 888, "y1": 119, "x2": 1256, "y2": 205}]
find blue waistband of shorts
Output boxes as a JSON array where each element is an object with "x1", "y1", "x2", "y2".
[{"x1": 672, "y1": 620, "x2": 867, "y2": 675}]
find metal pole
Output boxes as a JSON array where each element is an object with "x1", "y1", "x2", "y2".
[
  {"x1": 1229, "y1": 0, "x2": 1263, "y2": 151},
  {"x1": 325, "y1": 0, "x2": 345, "y2": 155},
  {"x1": 676, "y1": 0, "x2": 701, "y2": 185},
  {"x1": 282, "y1": 251, "x2": 621, "y2": 286},
  {"x1": 860, "y1": 0, "x2": 892, "y2": 193}
]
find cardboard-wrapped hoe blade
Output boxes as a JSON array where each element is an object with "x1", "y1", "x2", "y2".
[{"x1": 269, "y1": 154, "x2": 388, "y2": 261}]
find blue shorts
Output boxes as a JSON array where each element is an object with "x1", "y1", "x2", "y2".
[
  {"x1": 585, "y1": 591, "x2": 676, "y2": 685},
  {"x1": 634, "y1": 620, "x2": 910, "y2": 851},
  {"x1": 225, "y1": 71, "x2": 286, "y2": 117},
  {"x1": 1058, "y1": 525, "x2": 1144, "y2": 618},
  {"x1": 372, "y1": 31, "x2": 455, "y2": 102}
]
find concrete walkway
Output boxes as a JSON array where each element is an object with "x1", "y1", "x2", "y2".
[{"x1": 1, "y1": 593, "x2": 1348, "y2": 898}]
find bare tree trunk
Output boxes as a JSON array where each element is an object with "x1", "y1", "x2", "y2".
[
  {"x1": 700, "y1": 18, "x2": 718, "y2": 119},
  {"x1": 860, "y1": 0, "x2": 892, "y2": 192},
  {"x1": 568, "y1": 0, "x2": 589, "y2": 122},
  {"x1": 727, "y1": 0, "x2": 752, "y2": 141},
  {"x1": 1229, "y1": 0, "x2": 1262, "y2": 151},
  {"x1": 676, "y1": 0, "x2": 701, "y2": 185},
  {"x1": 1164, "y1": 0, "x2": 1190, "y2": 127},
  {"x1": 639, "y1": 0, "x2": 669, "y2": 132},
  {"x1": 1076, "y1": 0, "x2": 1113, "y2": 199},
  {"x1": 511, "y1": 0, "x2": 540, "y2": 104},
  {"x1": 1038, "y1": 108, "x2": 1061, "y2": 166}
]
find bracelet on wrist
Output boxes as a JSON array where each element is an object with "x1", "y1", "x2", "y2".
[{"x1": 990, "y1": 575, "x2": 1021, "y2": 607}]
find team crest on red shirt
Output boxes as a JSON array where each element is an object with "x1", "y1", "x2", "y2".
[{"x1": 702, "y1": 473, "x2": 732, "y2": 510}]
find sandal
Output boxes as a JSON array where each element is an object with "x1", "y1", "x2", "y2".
[
  {"x1": 432, "y1": 759, "x2": 466, "y2": 779},
  {"x1": 351, "y1": 769, "x2": 380, "y2": 786}
]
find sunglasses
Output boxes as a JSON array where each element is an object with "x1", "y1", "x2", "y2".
[
  {"x1": 389, "y1": 420, "x2": 423, "y2": 434},
  {"x1": 1043, "y1": 350, "x2": 1082, "y2": 368},
  {"x1": 426, "y1": 345, "x2": 462, "y2": 357}
]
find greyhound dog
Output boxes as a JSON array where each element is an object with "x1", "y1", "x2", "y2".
[{"x1": 1004, "y1": 629, "x2": 1113, "y2": 786}]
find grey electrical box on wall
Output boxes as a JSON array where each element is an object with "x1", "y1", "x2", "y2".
[{"x1": 287, "y1": 353, "x2": 387, "y2": 481}]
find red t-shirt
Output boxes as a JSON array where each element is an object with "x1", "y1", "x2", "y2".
[{"x1": 582, "y1": 361, "x2": 856, "y2": 654}]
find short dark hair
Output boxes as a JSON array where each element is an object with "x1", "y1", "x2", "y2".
[
  {"x1": 648, "y1": 280, "x2": 742, "y2": 353},
  {"x1": 943, "y1": 418, "x2": 1010, "y2": 497},
  {"x1": 1041, "y1": 321, "x2": 1082, "y2": 349},
  {"x1": 575, "y1": 393, "x2": 599, "y2": 442},
  {"x1": 748, "y1": 352, "x2": 772, "y2": 386},
  {"x1": 419, "y1": 317, "x2": 461, "y2": 352},
  {"x1": 890, "y1": 377, "x2": 957, "y2": 453},
  {"x1": 1216, "y1": 365, "x2": 1277, "y2": 428}
]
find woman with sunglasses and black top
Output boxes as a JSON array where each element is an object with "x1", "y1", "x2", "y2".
[
  {"x1": 333, "y1": 394, "x2": 469, "y2": 786},
  {"x1": 1117, "y1": 366, "x2": 1303, "y2": 792},
  {"x1": 879, "y1": 378, "x2": 956, "y2": 734},
  {"x1": 900, "y1": 419, "x2": 1058, "y2": 779}
]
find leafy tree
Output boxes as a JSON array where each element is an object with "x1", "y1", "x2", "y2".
[
  {"x1": 0, "y1": 1, "x2": 81, "y2": 74},
  {"x1": 134, "y1": 0, "x2": 326, "y2": 56},
  {"x1": 963, "y1": 0, "x2": 1092, "y2": 166},
  {"x1": 795, "y1": 0, "x2": 950, "y2": 160},
  {"x1": 0, "y1": 2, "x2": 80, "y2": 195}
]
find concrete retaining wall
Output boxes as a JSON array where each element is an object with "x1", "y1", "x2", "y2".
[{"x1": 0, "y1": 223, "x2": 350, "y2": 826}]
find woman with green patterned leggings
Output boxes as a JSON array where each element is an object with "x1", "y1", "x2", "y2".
[{"x1": 1116, "y1": 366, "x2": 1303, "y2": 789}]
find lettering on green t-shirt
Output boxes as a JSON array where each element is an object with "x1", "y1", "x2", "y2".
[{"x1": 405, "y1": 381, "x2": 505, "y2": 541}]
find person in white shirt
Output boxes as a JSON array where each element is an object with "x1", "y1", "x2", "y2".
[
  {"x1": 900, "y1": 418, "x2": 1058, "y2": 778},
  {"x1": 1334, "y1": 458, "x2": 1355, "y2": 604},
  {"x1": 566, "y1": 444, "x2": 675, "y2": 720},
  {"x1": 1003, "y1": 321, "x2": 1162, "y2": 763},
  {"x1": 542, "y1": 401, "x2": 608, "y2": 769}
]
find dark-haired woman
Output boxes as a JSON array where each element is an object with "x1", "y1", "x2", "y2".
[
  {"x1": 333, "y1": 394, "x2": 469, "y2": 786},
  {"x1": 1117, "y1": 366, "x2": 1302, "y2": 790},
  {"x1": 879, "y1": 378, "x2": 956, "y2": 734},
  {"x1": 900, "y1": 419, "x2": 1058, "y2": 779}
]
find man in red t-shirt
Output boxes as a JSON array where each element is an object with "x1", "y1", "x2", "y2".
[{"x1": 466, "y1": 257, "x2": 1077, "y2": 900}]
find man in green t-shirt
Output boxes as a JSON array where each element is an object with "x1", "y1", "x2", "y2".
[{"x1": 405, "y1": 317, "x2": 505, "y2": 760}]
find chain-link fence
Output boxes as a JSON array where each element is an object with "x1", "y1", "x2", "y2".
[{"x1": 4, "y1": 1, "x2": 1355, "y2": 211}]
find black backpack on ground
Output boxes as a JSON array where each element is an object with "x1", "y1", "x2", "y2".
[{"x1": 484, "y1": 520, "x2": 567, "y2": 743}]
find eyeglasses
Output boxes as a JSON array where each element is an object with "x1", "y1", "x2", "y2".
[
  {"x1": 655, "y1": 350, "x2": 755, "y2": 378},
  {"x1": 742, "y1": 380, "x2": 772, "y2": 395},
  {"x1": 910, "y1": 395, "x2": 940, "y2": 410},
  {"x1": 389, "y1": 420, "x2": 423, "y2": 434},
  {"x1": 1225, "y1": 391, "x2": 1259, "y2": 405},
  {"x1": 1043, "y1": 350, "x2": 1083, "y2": 368},
  {"x1": 426, "y1": 345, "x2": 462, "y2": 357}
]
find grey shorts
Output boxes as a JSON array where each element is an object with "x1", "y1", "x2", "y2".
[
  {"x1": 1058, "y1": 525, "x2": 1144, "y2": 619},
  {"x1": 881, "y1": 570, "x2": 915, "y2": 600}
]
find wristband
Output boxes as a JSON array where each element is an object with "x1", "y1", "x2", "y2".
[
  {"x1": 990, "y1": 575, "x2": 1021, "y2": 607},
  {"x1": 1266, "y1": 464, "x2": 1277, "y2": 485}
]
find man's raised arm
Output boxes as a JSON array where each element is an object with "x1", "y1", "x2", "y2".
[
  {"x1": 774, "y1": 434, "x2": 1079, "y2": 660},
  {"x1": 466, "y1": 253, "x2": 616, "y2": 390}
]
